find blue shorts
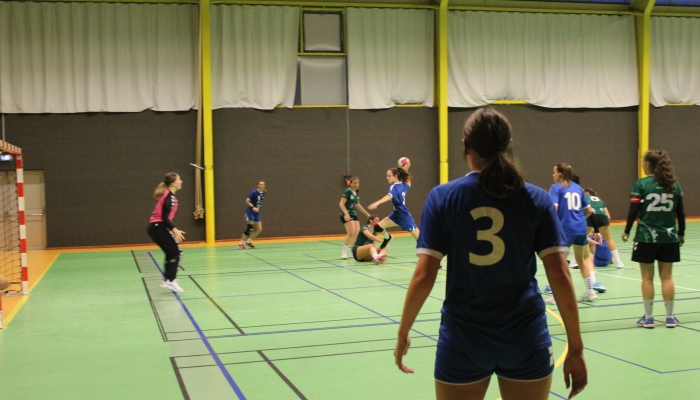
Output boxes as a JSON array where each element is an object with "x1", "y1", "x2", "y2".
[
  {"x1": 388, "y1": 211, "x2": 417, "y2": 232},
  {"x1": 566, "y1": 235, "x2": 588, "y2": 247},
  {"x1": 245, "y1": 210, "x2": 261, "y2": 222},
  {"x1": 435, "y1": 344, "x2": 554, "y2": 384}
]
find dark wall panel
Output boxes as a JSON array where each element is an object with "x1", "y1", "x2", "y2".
[
  {"x1": 449, "y1": 106, "x2": 639, "y2": 220},
  {"x1": 213, "y1": 107, "x2": 439, "y2": 240},
  {"x1": 5, "y1": 111, "x2": 203, "y2": 247},
  {"x1": 650, "y1": 106, "x2": 700, "y2": 216}
]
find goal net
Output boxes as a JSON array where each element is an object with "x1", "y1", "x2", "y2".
[{"x1": 0, "y1": 140, "x2": 27, "y2": 329}]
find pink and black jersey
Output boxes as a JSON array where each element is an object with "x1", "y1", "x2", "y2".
[{"x1": 149, "y1": 189, "x2": 178, "y2": 230}]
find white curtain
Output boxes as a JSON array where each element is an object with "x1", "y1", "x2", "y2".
[
  {"x1": 347, "y1": 8, "x2": 434, "y2": 109},
  {"x1": 211, "y1": 5, "x2": 299, "y2": 110},
  {"x1": 0, "y1": 2, "x2": 198, "y2": 114},
  {"x1": 650, "y1": 17, "x2": 700, "y2": 107},
  {"x1": 448, "y1": 11, "x2": 638, "y2": 108}
]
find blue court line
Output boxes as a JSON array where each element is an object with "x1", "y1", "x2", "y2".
[
  {"x1": 549, "y1": 391, "x2": 568, "y2": 399},
  {"x1": 551, "y1": 335, "x2": 700, "y2": 375},
  {"x1": 148, "y1": 252, "x2": 247, "y2": 400},
  {"x1": 305, "y1": 254, "x2": 447, "y2": 303},
  {"x1": 247, "y1": 253, "x2": 438, "y2": 342}
]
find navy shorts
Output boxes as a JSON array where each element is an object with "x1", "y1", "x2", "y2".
[
  {"x1": 632, "y1": 242, "x2": 681, "y2": 263},
  {"x1": 586, "y1": 214, "x2": 610, "y2": 228},
  {"x1": 566, "y1": 234, "x2": 588, "y2": 247},
  {"x1": 388, "y1": 211, "x2": 417, "y2": 232},
  {"x1": 245, "y1": 210, "x2": 261, "y2": 222},
  {"x1": 434, "y1": 344, "x2": 554, "y2": 384}
]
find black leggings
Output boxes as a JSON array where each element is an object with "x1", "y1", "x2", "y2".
[{"x1": 147, "y1": 223, "x2": 182, "y2": 281}]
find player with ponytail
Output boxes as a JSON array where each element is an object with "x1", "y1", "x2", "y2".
[
  {"x1": 623, "y1": 150, "x2": 685, "y2": 328},
  {"x1": 394, "y1": 107, "x2": 586, "y2": 400},
  {"x1": 148, "y1": 172, "x2": 186, "y2": 292}
]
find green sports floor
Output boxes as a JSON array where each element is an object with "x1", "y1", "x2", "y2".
[{"x1": 1, "y1": 223, "x2": 700, "y2": 399}]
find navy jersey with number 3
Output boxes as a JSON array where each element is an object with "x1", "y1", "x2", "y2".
[{"x1": 417, "y1": 172, "x2": 567, "y2": 349}]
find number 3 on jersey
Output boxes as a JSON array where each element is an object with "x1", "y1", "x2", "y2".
[{"x1": 470, "y1": 207, "x2": 505, "y2": 266}]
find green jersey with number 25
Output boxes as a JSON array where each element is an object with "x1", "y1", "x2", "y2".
[{"x1": 630, "y1": 176, "x2": 683, "y2": 244}]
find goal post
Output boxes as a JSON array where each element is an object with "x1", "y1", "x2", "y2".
[{"x1": 0, "y1": 140, "x2": 27, "y2": 329}]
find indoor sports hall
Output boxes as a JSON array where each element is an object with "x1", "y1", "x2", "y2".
[{"x1": 1, "y1": 0, "x2": 700, "y2": 399}]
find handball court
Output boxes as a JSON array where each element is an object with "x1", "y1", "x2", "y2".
[{"x1": 1, "y1": 223, "x2": 700, "y2": 399}]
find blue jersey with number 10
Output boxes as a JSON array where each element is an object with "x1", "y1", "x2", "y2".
[
  {"x1": 550, "y1": 182, "x2": 589, "y2": 238},
  {"x1": 417, "y1": 172, "x2": 567, "y2": 349},
  {"x1": 389, "y1": 183, "x2": 410, "y2": 213}
]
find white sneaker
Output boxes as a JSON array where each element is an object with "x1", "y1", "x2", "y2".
[
  {"x1": 580, "y1": 291, "x2": 597, "y2": 302},
  {"x1": 159, "y1": 280, "x2": 168, "y2": 289},
  {"x1": 616, "y1": 262, "x2": 625, "y2": 269},
  {"x1": 163, "y1": 279, "x2": 184, "y2": 293},
  {"x1": 341, "y1": 252, "x2": 348, "y2": 260}
]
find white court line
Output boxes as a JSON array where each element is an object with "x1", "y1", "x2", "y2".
[{"x1": 596, "y1": 271, "x2": 700, "y2": 293}]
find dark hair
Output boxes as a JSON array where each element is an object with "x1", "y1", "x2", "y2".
[
  {"x1": 154, "y1": 172, "x2": 179, "y2": 200},
  {"x1": 584, "y1": 187, "x2": 597, "y2": 196},
  {"x1": 462, "y1": 107, "x2": 524, "y2": 200},
  {"x1": 388, "y1": 168, "x2": 411, "y2": 184},
  {"x1": 366, "y1": 215, "x2": 379, "y2": 224},
  {"x1": 644, "y1": 150, "x2": 676, "y2": 193},
  {"x1": 572, "y1": 175, "x2": 581, "y2": 185},
  {"x1": 554, "y1": 163, "x2": 575, "y2": 187}
]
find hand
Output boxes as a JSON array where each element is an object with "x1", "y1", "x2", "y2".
[
  {"x1": 368, "y1": 203, "x2": 378, "y2": 211},
  {"x1": 394, "y1": 335, "x2": 414, "y2": 374},
  {"x1": 343, "y1": 214, "x2": 350, "y2": 222},
  {"x1": 621, "y1": 232, "x2": 628, "y2": 242},
  {"x1": 172, "y1": 228, "x2": 186, "y2": 243},
  {"x1": 592, "y1": 233, "x2": 602, "y2": 244},
  {"x1": 0, "y1": 274, "x2": 9, "y2": 291},
  {"x1": 680, "y1": 236, "x2": 685, "y2": 247},
  {"x1": 253, "y1": 207, "x2": 259, "y2": 213},
  {"x1": 563, "y1": 350, "x2": 587, "y2": 399}
]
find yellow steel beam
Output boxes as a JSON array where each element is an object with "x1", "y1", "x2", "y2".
[
  {"x1": 634, "y1": 0, "x2": 654, "y2": 179},
  {"x1": 201, "y1": 0, "x2": 216, "y2": 243},
  {"x1": 438, "y1": 0, "x2": 449, "y2": 184}
]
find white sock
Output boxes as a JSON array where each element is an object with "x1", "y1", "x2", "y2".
[
  {"x1": 342, "y1": 245, "x2": 348, "y2": 253},
  {"x1": 372, "y1": 253, "x2": 378, "y2": 260},
  {"x1": 664, "y1": 301, "x2": 674, "y2": 318},
  {"x1": 382, "y1": 230, "x2": 389, "y2": 239},
  {"x1": 644, "y1": 300, "x2": 654, "y2": 319},
  {"x1": 611, "y1": 250, "x2": 621, "y2": 263},
  {"x1": 590, "y1": 271, "x2": 596, "y2": 283},
  {"x1": 239, "y1": 240, "x2": 244, "y2": 244},
  {"x1": 247, "y1": 239, "x2": 252, "y2": 244},
  {"x1": 585, "y1": 277, "x2": 594, "y2": 292}
]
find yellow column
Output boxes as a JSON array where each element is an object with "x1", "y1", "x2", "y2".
[
  {"x1": 438, "y1": 0, "x2": 449, "y2": 184},
  {"x1": 632, "y1": 0, "x2": 655, "y2": 178},
  {"x1": 201, "y1": 0, "x2": 216, "y2": 243}
]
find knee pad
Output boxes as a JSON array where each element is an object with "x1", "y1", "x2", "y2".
[
  {"x1": 243, "y1": 224, "x2": 254, "y2": 236},
  {"x1": 374, "y1": 226, "x2": 384, "y2": 233}
]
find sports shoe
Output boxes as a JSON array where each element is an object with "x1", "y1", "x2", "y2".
[
  {"x1": 543, "y1": 285, "x2": 552, "y2": 295},
  {"x1": 666, "y1": 316, "x2": 680, "y2": 328},
  {"x1": 544, "y1": 297, "x2": 556, "y2": 305},
  {"x1": 579, "y1": 291, "x2": 598, "y2": 302},
  {"x1": 592, "y1": 282, "x2": 607, "y2": 293},
  {"x1": 163, "y1": 279, "x2": 184, "y2": 293},
  {"x1": 246, "y1": 241, "x2": 255, "y2": 249},
  {"x1": 380, "y1": 235, "x2": 393, "y2": 249},
  {"x1": 637, "y1": 316, "x2": 654, "y2": 328},
  {"x1": 238, "y1": 243, "x2": 246, "y2": 250},
  {"x1": 341, "y1": 251, "x2": 348, "y2": 260},
  {"x1": 374, "y1": 254, "x2": 385, "y2": 264},
  {"x1": 616, "y1": 262, "x2": 625, "y2": 269},
  {"x1": 568, "y1": 260, "x2": 579, "y2": 269},
  {"x1": 159, "y1": 280, "x2": 169, "y2": 289}
]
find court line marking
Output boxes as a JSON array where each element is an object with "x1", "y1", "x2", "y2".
[
  {"x1": 2, "y1": 252, "x2": 61, "y2": 328},
  {"x1": 257, "y1": 350, "x2": 308, "y2": 399},
  {"x1": 148, "y1": 252, "x2": 247, "y2": 400},
  {"x1": 170, "y1": 357, "x2": 191, "y2": 400},
  {"x1": 189, "y1": 276, "x2": 245, "y2": 334}
]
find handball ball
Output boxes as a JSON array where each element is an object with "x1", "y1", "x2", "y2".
[{"x1": 398, "y1": 157, "x2": 410, "y2": 168}]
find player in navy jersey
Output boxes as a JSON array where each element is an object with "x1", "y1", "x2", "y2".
[
  {"x1": 368, "y1": 164, "x2": 419, "y2": 248},
  {"x1": 394, "y1": 108, "x2": 587, "y2": 400},
  {"x1": 622, "y1": 150, "x2": 685, "y2": 328},
  {"x1": 548, "y1": 164, "x2": 605, "y2": 303},
  {"x1": 147, "y1": 173, "x2": 186, "y2": 293},
  {"x1": 239, "y1": 181, "x2": 266, "y2": 249}
]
